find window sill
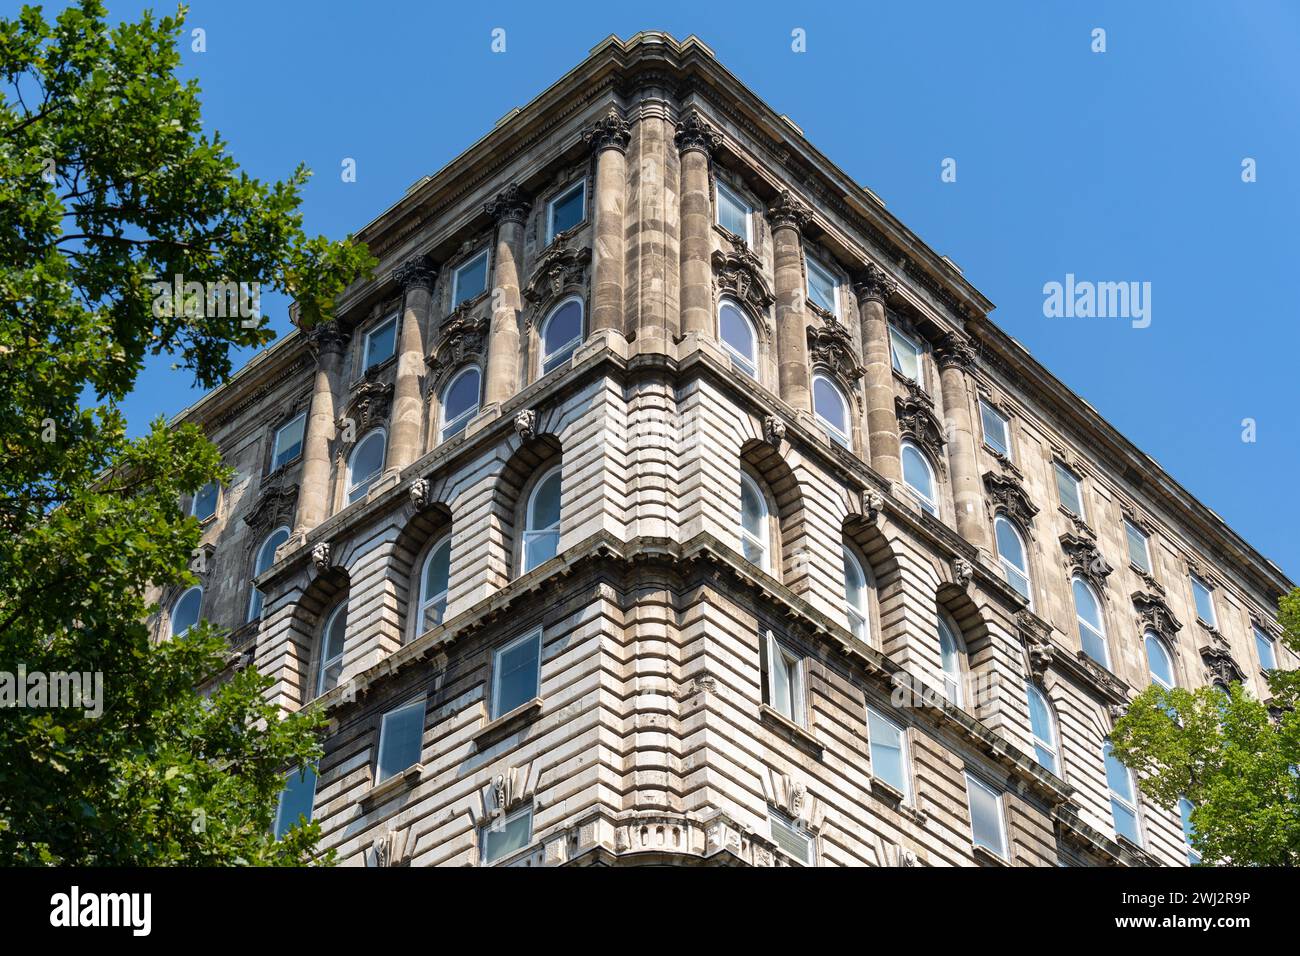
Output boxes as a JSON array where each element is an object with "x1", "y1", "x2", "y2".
[
  {"x1": 363, "y1": 762, "x2": 423, "y2": 808},
  {"x1": 869, "y1": 777, "x2": 927, "y2": 824},
  {"x1": 473, "y1": 697, "x2": 544, "y2": 751},
  {"x1": 759, "y1": 704, "x2": 823, "y2": 759},
  {"x1": 972, "y1": 843, "x2": 1010, "y2": 867}
]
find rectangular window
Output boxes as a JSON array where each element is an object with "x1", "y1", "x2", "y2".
[
  {"x1": 769, "y1": 809, "x2": 813, "y2": 865},
  {"x1": 866, "y1": 707, "x2": 910, "y2": 799},
  {"x1": 271, "y1": 413, "x2": 306, "y2": 471},
  {"x1": 1124, "y1": 519, "x2": 1152, "y2": 574},
  {"x1": 1054, "y1": 461, "x2": 1085, "y2": 519},
  {"x1": 547, "y1": 181, "x2": 585, "y2": 243},
  {"x1": 1254, "y1": 626, "x2": 1277, "y2": 671},
  {"x1": 190, "y1": 481, "x2": 219, "y2": 522},
  {"x1": 1191, "y1": 575, "x2": 1217, "y2": 628},
  {"x1": 766, "y1": 632, "x2": 805, "y2": 726},
  {"x1": 805, "y1": 254, "x2": 839, "y2": 318},
  {"x1": 979, "y1": 400, "x2": 1011, "y2": 460},
  {"x1": 715, "y1": 180, "x2": 752, "y2": 243},
  {"x1": 273, "y1": 764, "x2": 317, "y2": 839},
  {"x1": 888, "y1": 325, "x2": 924, "y2": 387},
  {"x1": 376, "y1": 699, "x2": 425, "y2": 783},
  {"x1": 964, "y1": 773, "x2": 1008, "y2": 859},
  {"x1": 492, "y1": 629, "x2": 542, "y2": 718},
  {"x1": 480, "y1": 803, "x2": 533, "y2": 865},
  {"x1": 363, "y1": 315, "x2": 397, "y2": 370},
  {"x1": 452, "y1": 249, "x2": 489, "y2": 307}
]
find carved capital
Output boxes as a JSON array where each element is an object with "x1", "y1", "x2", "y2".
[
  {"x1": 484, "y1": 184, "x2": 531, "y2": 226},
  {"x1": 767, "y1": 189, "x2": 810, "y2": 232},
  {"x1": 674, "y1": 108, "x2": 722, "y2": 156},
  {"x1": 305, "y1": 320, "x2": 350, "y2": 359},
  {"x1": 852, "y1": 263, "x2": 897, "y2": 305},
  {"x1": 393, "y1": 254, "x2": 437, "y2": 293},
  {"x1": 583, "y1": 107, "x2": 631, "y2": 154},
  {"x1": 934, "y1": 332, "x2": 976, "y2": 372}
]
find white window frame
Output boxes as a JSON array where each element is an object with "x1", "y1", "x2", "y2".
[
  {"x1": 1026, "y1": 684, "x2": 1059, "y2": 775},
  {"x1": 538, "y1": 295, "x2": 584, "y2": 376},
  {"x1": 1179, "y1": 797, "x2": 1201, "y2": 865},
  {"x1": 521, "y1": 464, "x2": 562, "y2": 574},
  {"x1": 964, "y1": 772, "x2": 1009, "y2": 860},
  {"x1": 546, "y1": 180, "x2": 586, "y2": 244},
  {"x1": 765, "y1": 630, "x2": 806, "y2": 726},
  {"x1": 978, "y1": 399, "x2": 1012, "y2": 460},
  {"x1": 718, "y1": 298, "x2": 758, "y2": 379},
  {"x1": 316, "y1": 603, "x2": 347, "y2": 698},
  {"x1": 346, "y1": 428, "x2": 387, "y2": 505},
  {"x1": 439, "y1": 365, "x2": 482, "y2": 442},
  {"x1": 1190, "y1": 575, "x2": 1217, "y2": 628},
  {"x1": 866, "y1": 706, "x2": 911, "y2": 801},
  {"x1": 994, "y1": 515, "x2": 1033, "y2": 609},
  {"x1": 170, "y1": 586, "x2": 202, "y2": 638},
  {"x1": 271, "y1": 412, "x2": 306, "y2": 471},
  {"x1": 738, "y1": 471, "x2": 771, "y2": 572},
  {"x1": 1072, "y1": 575, "x2": 1110, "y2": 669},
  {"x1": 190, "y1": 481, "x2": 219, "y2": 521},
  {"x1": 842, "y1": 546, "x2": 870, "y2": 642},
  {"x1": 937, "y1": 611, "x2": 965, "y2": 707},
  {"x1": 480, "y1": 803, "x2": 535, "y2": 865},
  {"x1": 768, "y1": 808, "x2": 814, "y2": 865},
  {"x1": 804, "y1": 252, "x2": 840, "y2": 319},
  {"x1": 1144, "y1": 630, "x2": 1175, "y2": 690},
  {"x1": 1124, "y1": 518, "x2": 1152, "y2": 574},
  {"x1": 491, "y1": 628, "x2": 543, "y2": 719},
  {"x1": 375, "y1": 697, "x2": 425, "y2": 783},
  {"x1": 362, "y1": 314, "x2": 397, "y2": 371},
  {"x1": 1053, "y1": 461, "x2": 1086, "y2": 520},
  {"x1": 247, "y1": 525, "x2": 291, "y2": 622},
  {"x1": 1103, "y1": 741, "x2": 1143, "y2": 846},
  {"x1": 417, "y1": 535, "x2": 452, "y2": 634},
  {"x1": 888, "y1": 324, "x2": 925, "y2": 388},
  {"x1": 715, "y1": 179, "x2": 753, "y2": 244},
  {"x1": 900, "y1": 441, "x2": 938, "y2": 516},
  {"x1": 811, "y1": 372, "x2": 851, "y2": 448},
  {"x1": 1255, "y1": 626, "x2": 1277, "y2": 672},
  {"x1": 451, "y1": 249, "x2": 489, "y2": 307}
]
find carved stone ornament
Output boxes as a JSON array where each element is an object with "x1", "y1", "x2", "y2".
[
  {"x1": 514, "y1": 408, "x2": 538, "y2": 441},
  {"x1": 984, "y1": 471, "x2": 1039, "y2": 528},
  {"x1": 1061, "y1": 532, "x2": 1113, "y2": 594},
  {"x1": 674, "y1": 108, "x2": 722, "y2": 156},
  {"x1": 582, "y1": 106, "x2": 631, "y2": 154},
  {"x1": 895, "y1": 387, "x2": 946, "y2": 465},
  {"x1": 408, "y1": 478, "x2": 431, "y2": 511},
  {"x1": 484, "y1": 183, "x2": 531, "y2": 226},
  {"x1": 934, "y1": 332, "x2": 976, "y2": 372},
  {"x1": 852, "y1": 262, "x2": 898, "y2": 305},
  {"x1": 1017, "y1": 610, "x2": 1055, "y2": 676},
  {"x1": 242, "y1": 475, "x2": 299, "y2": 533},
  {"x1": 523, "y1": 236, "x2": 592, "y2": 311},
  {"x1": 1132, "y1": 590, "x2": 1181, "y2": 640},
  {"x1": 338, "y1": 379, "x2": 393, "y2": 434},
  {"x1": 808, "y1": 316, "x2": 864, "y2": 382},
  {"x1": 763, "y1": 414, "x2": 786, "y2": 446},
  {"x1": 305, "y1": 320, "x2": 350, "y2": 358},
  {"x1": 311, "y1": 541, "x2": 332, "y2": 573},
  {"x1": 953, "y1": 557, "x2": 974, "y2": 588},
  {"x1": 393, "y1": 254, "x2": 437, "y2": 293},
  {"x1": 1201, "y1": 641, "x2": 1246, "y2": 686},
  {"x1": 865, "y1": 489, "x2": 885, "y2": 524},
  {"x1": 369, "y1": 828, "x2": 412, "y2": 868},
  {"x1": 767, "y1": 189, "x2": 810, "y2": 231},
  {"x1": 426, "y1": 311, "x2": 488, "y2": 377},
  {"x1": 712, "y1": 241, "x2": 775, "y2": 313}
]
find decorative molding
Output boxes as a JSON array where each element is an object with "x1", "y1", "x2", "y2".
[
  {"x1": 674, "y1": 108, "x2": 722, "y2": 156},
  {"x1": 953, "y1": 557, "x2": 974, "y2": 589},
  {"x1": 1060, "y1": 532, "x2": 1113, "y2": 594},
  {"x1": 368, "y1": 827, "x2": 413, "y2": 868},
  {"x1": 311, "y1": 541, "x2": 333, "y2": 574},
  {"x1": 763, "y1": 414, "x2": 786, "y2": 447},
  {"x1": 1017, "y1": 610, "x2": 1055, "y2": 677},
  {"x1": 426, "y1": 310, "x2": 488, "y2": 379},
  {"x1": 338, "y1": 378, "x2": 393, "y2": 434},
  {"x1": 582, "y1": 106, "x2": 631, "y2": 154},
  {"x1": 484, "y1": 183, "x2": 531, "y2": 226},
  {"x1": 767, "y1": 189, "x2": 810, "y2": 232},
  {"x1": 984, "y1": 471, "x2": 1039, "y2": 528},
  {"x1": 712, "y1": 240, "x2": 775, "y2": 314},
  {"x1": 1201, "y1": 638, "x2": 1246, "y2": 686},
  {"x1": 864, "y1": 489, "x2": 885, "y2": 524},
  {"x1": 1132, "y1": 590, "x2": 1181, "y2": 641},
  {"x1": 934, "y1": 331, "x2": 976, "y2": 373},
  {"x1": 514, "y1": 408, "x2": 538, "y2": 441},
  {"x1": 408, "y1": 478, "x2": 431, "y2": 511},
  {"x1": 896, "y1": 385, "x2": 946, "y2": 465},
  {"x1": 392, "y1": 254, "x2": 437, "y2": 293},
  {"x1": 852, "y1": 263, "x2": 898, "y2": 305},
  {"x1": 523, "y1": 235, "x2": 592, "y2": 314},
  {"x1": 807, "y1": 316, "x2": 864, "y2": 382},
  {"x1": 242, "y1": 475, "x2": 298, "y2": 534}
]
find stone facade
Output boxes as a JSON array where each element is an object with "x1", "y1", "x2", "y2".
[{"x1": 159, "y1": 34, "x2": 1292, "y2": 867}]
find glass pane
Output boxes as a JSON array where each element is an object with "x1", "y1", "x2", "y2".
[
  {"x1": 1104, "y1": 744, "x2": 1134, "y2": 801},
  {"x1": 1145, "y1": 634, "x2": 1173, "y2": 687},
  {"x1": 171, "y1": 588, "x2": 201, "y2": 637},
  {"x1": 273, "y1": 414, "x2": 305, "y2": 469},
  {"x1": 1027, "y1": 688, "x2": 1053, "y2": 745},
  {"x1": 1125, "y1": 521, "x2": 1151, "y2": 573},
  {"x1": 495, "y1": 633, "x2": 541, "y2": 717},
  {"x1": 1034, "y1": 743, "x2": 1058, "y2": 775},
  {"x1": 543, "y1": 300, "x2": 583, "y2": 361},
  {"x1": 1255, "y1": 629, "x2": 1277, "y2": 670},
  {"x1": 424, "y1": 540, "x2": 450, "y2": 605},
  {"x1": 482, "y1": 808, "x2": 533, "y2": 863},
  {"x1": 377, "y1": 701, "x2": 424, "y2": 781},
  {"x1": 549, "y1": 184, "x2": 584, "y2": 237},
  {"x1": 324, "y1": 606, "x2": 347, "y2": 661},
  {"x1": 843, "y1": 549, "x2": 865, "y2": 610},
  {"x1": 770, "y1": 650, "x2": 792, "y2": 717},
  {"x1": 740, "y1": 477, "x2": 765, "y2": 538},
  {"x1": 717, "y1": 183, "x2": 750, "y2": 239},
  {"x1": 980, "y1": 402, "x2": 1009, "y2": 457},
  {"x1": 868, "y1": 710, "x2": 906, "y2": 794},
  {"x1": 770, "y1": 813, "x2": 812, "y2": 864},
  {"x1": 349, "y1": 433, "x2": 385, "y2": 499},
  {"x1": 1054, "y1": 463, "x2": 1082, "y2": 515},
  {"x1": 812, "y1": 377, "x2": 848, "y2": 438},
  {"x1": 365, "y1": 318, "x2": 396, "y2": 369},
  {"x1": 901, "y1": 445, "x2": 933, "y2": 507},
  {"x1": 719, "y1": 303, "x2": 756, "y2": 368},
  {"x1": 967, "y1": 776, "x2": 1005, "y2": 856},
  {"x1": 741, "y1": 536, "x2": 767, "y2": 567},
  {"x1": 1004, "y1": 564, "x2": 1031, "y2": 603},
  {"x1": 454, "y1": 252, "x2": 488, "y2": 306},
  {"x1": 1072, "y1": 578, "x2": 1100, "y2": 628},
  {"x1": 529, "y1": 470, "x2": 562, "y2": 532},
  {"x1": 422, "y1": 596, "x2": 447, "y2": 632},
  {"x1": 1080, "y1": 623, "x2": 1108, "y2": 667},
  {"x1": 258, "y1": 528, "x2": 290, "y2": 576},
  {"x1": 1111, "y1": 799, "x2": 1140, "y2": 844},
  {"x1": 442, "y1": 368, "x2": 481, "y2": 429},
  {"x1": 523, "y1": 530, "x2": 559, "y2": 572},
  {"x1": 319, "y1": 658, "x2": 343, "y2": 695},
  {"x1": 192, "y1": 482, "x2": 219, "y2": 520},
  {"x1": 889, "y1": 327, "x2": 920, "y2": 380},
  {"x1": 1192, "y1": 578, "x2": 1216, "y2": 625},
  {"x1": 806, "y1": 259, "x2": 837, "y2": 314},
  {"x1": 274, "y1": 765, "x2": 317, "y2": 838}
]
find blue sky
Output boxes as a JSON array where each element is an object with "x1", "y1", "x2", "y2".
[{"x1": 45, "y1": 0, "x2": 1299, "y2": 580}]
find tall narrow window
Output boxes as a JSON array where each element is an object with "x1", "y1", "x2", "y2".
[
  {"x1": 539, "y1": 297, "x2": 584, "y2": 375},
  {"x1": 248, "y1": 526, "x2": 290, "y2": 622},
  {"x1": 452, "y1": 249, "x2": 488, "y2": 307},
  {"x1": 274, "y1": 764, "x2": 317, "y2": 839},
  {"x1": 805, "y1": 254, "x2": 839, "y2": 317},
  {"x1": 979, "y1": 399, "x2": 1011, "y2": 459},
  {"x1": 766, "y1": 631, "x2": 805, "y2": 726},
  {"x1": 1179, "y1": 797, "x2": 1201, "y2": 865},
  {"x1": 1124, "y1": 519, "x2": 1152, "y2": 574},
  {"x1": 1145, "y1": 631, "x2": 1175, "y2": 689},
  {"x1": 419, "y1": 535, "x2": 451, "y2": 633},
  {"x1": 521, "y1": 465, "x2": 561, "y2": 573},
  {"x1": 481, "y1": 803, "x2": 534, "y2": 864},
  {"x1": 901, "y1": 441, "x2": 937, "y2": 515},
  {"x1": 1103, "y1": 741, "x2": 1142, "y2": 845},
  {"x1": 738, "y1": 471, "x2": 771, "y2": 571},
  {"x1": 888, "y1": 325, "x2": 924, "y2": 387},
  {"x1": 546, "y1": 181, "x2": 585, "y2": 243},
  {"x1": 191, "y1": 481, "x2": 219, "y2": 522},
  {"x1": 994, "y1": 516, "x2": 1032, "y2": 605},
  {"x1": 769, "y1": 809, "x2": 813, "y2": 865},
  {"x1": 716, "y1": 180, "x2": 753, "y2": 243},
  {"x1": 362, "y1": 315, "x2": 397, "y2": 371},
  {"x1": 842, "y1": 546, "x2": 870, "y2": 641},
  {"x1": 271, "y1": 413, "x2": 306, "y2": 471},
  {"x1": 317, "y1": 603, "x2": 346, "y2": 697},
  {"x1": 170, "y1": 586, "x2": 202, "y2": 638},
  {"x1": 346, "y1": 430, "x2": 386, "y2": 505},
  {"x1": 1026, "y1": 685, "x2": 1059, "y2": 775},
  {"x1": 1190, "y1": 575, "x2": 1217, "y2": 628},
  {"x1": 1054, "y1": 462, "x2": 1085, "y2": 519},
  {"x1": 492, "y1": 629, "x2": 542, "y2": 718},
  {"x1": 867, "y1": 707, "x2": 910, "y2": 799},
  {"x1": 440, "y1": 366, "x2": 481, "y2": 442},
  {"x1": 1255, "y1": 626, "x2": 1278, "y2": 671},
  {"x1": 376, "y1": 698, "x2": 425, "y2": 783},
  {"x1": 718, "y1": 299, "x2": 758, "y2": 379},
  {"x1": 937, "y1": 612, "x2": 965, "y2": 706},
  {"x1": 812, "y1": 374, "x2": 850, "y2": 448},
  {"x1": 1072, "y1": 576, "x2": 1109, "y2": 668},
  {"x1": 965, "y1": 773, "x2": 1008, "y2": 860}
]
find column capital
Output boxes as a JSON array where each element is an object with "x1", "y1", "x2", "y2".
[
  {"x1": 393, "y1": 253, "x2": 437, "y2": 293},
  {"x1": 583, "y1": 107, "x2": 631, "y2": 155},
  {"x1": 484, "y1": 184, "x2": 531, "y2": 226},
  {"x1": 934, "y1": 331, "x2": 976, "y2": 372},
  {"x1": 674, "y1": 108, "x2": 722, "y2": 157},
  {"x1": 767, "y1": 189, "x2": 810, "y2": 232},
  {"x1": 852, "y1": 262, "x2": 897, "y2": 304},
  {"x1": 305, "y1": 320, "x2": 350, "y2": 359}
]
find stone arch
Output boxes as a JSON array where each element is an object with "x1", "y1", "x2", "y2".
[
  {"x1": 843, "y1": 513, "x2": 901, "y2": 650},
  {"x1": 937, "y1": 581, "x2": 996, "y2": 718},
  {"x1": 740, "y1": 439, "x2": 807, "y2": 588},
  {"x1": 490, "y1": 433, "x2": 563, "y2": 585},
  {"x1": 391, "y1": 501, "x2": 455, "y2": 645},
  {"x1": 284, "y1": 566, "x2": 350, "y2": 708}
]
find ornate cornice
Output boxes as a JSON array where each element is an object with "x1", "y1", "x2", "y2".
[
  {"x1": 523, "y1": 236, "x2": 591, "y2": 312},
  {"x1": 767, "y1": 189, "x2": 810, "y2": 232},
  {"x1": 426, "y1": 310, "x2": 488, "y2": 380},
  {"x1": 712, "y1": 239, "x2": 774, "y2": 314},
  {"x1": 984, "y1": 471, "x2": 1039, "y2": 528},
  {"x1": 1132, "y1": 590, "x2": 1181, "y2": 640},
  {"x1": 242, "y1": 478, "x2": 298, "y2": 534},
  {"x1": 393, "y1": 254, "x2": 437, "y2": 293},
  {"x1": 807, "y1": 317, "x2": 863, "y2": 382},
  {"x1": 582, "y1": 107, "x2": 631, "y2": 154},
  {"x1": 851, "y1": 263, "x2": 898, "y2": 305},
  {"x1": 1201, "y1": 637, "x2": 1246, "y2": 686},
  {"x1": 484, "y1": 183, "x2": 531, "y2": 226},
  {"x1": 338, "y1": 379, "x2": 393, "y2": 434},
  {"x1": 934, "y1": 331, "x2": 976, "y2": 372},
  {"x1": 674, "y1": 108, "x2": 722, "y2": 156},
  {"x1": 1061, "y1": 532, "x2": 1113, "y2": 595},
  {"x1": 896, "y1": 385, "x2": 946, "y2": 466}
]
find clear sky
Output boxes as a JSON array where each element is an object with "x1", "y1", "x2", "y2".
[{"x1": 40, "y1": 0, "x2": 1300, "y2": 581}]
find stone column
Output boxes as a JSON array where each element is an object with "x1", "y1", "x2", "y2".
[
  {"x1": 292, "y1": 322, "x2": 349, "y2": 538},
  {"x1": 482, "y1": 185, "x2": 530, "y2": 404},
  {"x1": 582, "y1": 108, "x2": 630, "y2": 337},
  {"x1": 675, "y1": 109, "x2": 721, "y2": 338},
  {"x1": 853, "y1": 264, "x2": 902, "y2": 482},
  {"x1": 935, "y1": 332, "x2": 990, "y2": 552},
  {"x1": 627, "y1": 101, "x2": 681, "y2": 352},
  {"x1": 769, "y1": 190, "x2": 812, "y2": 412},
  {"x1": 388, "y1": 255, "x2": 436, "y2": 473}
]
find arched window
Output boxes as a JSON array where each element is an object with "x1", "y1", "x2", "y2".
[
  {"x1": 248, "y1": 526, "x2": 290, "y2": 622},
  {"x1": 994, "y1": 516, "x2": 1032, "y2": 605},
  {"x1": 718, "y1": 299, "x2": 758, "y2": 379},
  {"x1": 190, "y1": 481, "x2": 219, "y2": 522},
  {"x1": 812, "y1": 374, "x2": 851, "y2": 448},
  {"x1": 317, "y1": 603, "x2": 347, "y2": 698},
  {"x1": 440, "y1": 366, "x2": 481, "y2": 442},
  {"x1": 901, "y1": 441, "x2": 937, "y2": 515},
  {"x1": 521, "y1": 465, "x2": 561, "y2": 573},
  {"x1": 170, "y1": 586, "x2": 202, "y2": 638},
  {"x1": 346, "y1": 429, "x2": 386, "y2": 505},
  {"x1": 842, "y1": 546, "x2": 870, "y2": 641},
  {"x1": 1071, "y1": 576, "x2": 1109, "y2": 668},
  {"x1": 738, "y1": 471, "x2": 771, "y2": 571},
  {"x1": 937, "y1": 611, "x2": 965, "y2": 706},
  {"x1": 1179, "y1": 797, "x2": 1201, "y2": 865},
  {"x1": 1145, "y1": 631, "x2": 1175, "y2": 690},
  {"x1": 419, "y1": 535, "x2": 452, "y2": 633},
  {"x1": 1026, "y1": 684, "x2": 1059, "y2": 775},
  {"x1": 539, "y1": 297, "x2": 583, "y2": 376},
  {"x1": 1103, "y1": 741, "x2": 1142, "y2": 845}
]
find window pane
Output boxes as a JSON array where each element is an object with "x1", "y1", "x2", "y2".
[
  {"x1": 1027, "y1": 687, "x2": 1057, "y2": 774},
  {"x1": 365, "y1": 318, "x2": 396, "y2": 369},
  {"x1": 769, "y1": 812, "x2": 812, "y2": 864},
  {"x1": 273, "y1": 414, "x2": 305, "y2": 469},
  {"x1": 1179, "y1": 798, "x2": 1200, "y2": 864},
  {"x1": 1072, "y1": 578, "x2": 1101, "y2": 628},
  {"x1": 171, "y1": 588, "x2": 201, "y2": 637},
  {"x1": 770, "y1": 649, "x2": 792, "y2": 717},
  {"x1": 1255, "y1": 628, "x2": 1277, "y2": 670},
  {"x1": 1145, "y1": 633, "x2": 1174, "y2": 687},
  {"x1": 1192, "y1": 577, "x2": 1216, "y2": 626},
  {"x1": 422, "y1": 539, "x2": 451, "y2": 631},
  {"x1": 716, "y1": 182, "x2": 750, "y2": 239},
  {"x1": 349, "y1": 432, "x2": 385, "y2": 502},
  {"x1": 482, "y1": 807, "x2": 533, "y2": 864},
  {"x1": 719, "y1": 302, "x2": 757, "y2": 376},
  {"x1": 813, "y1": 376, "x2": 849, "y2": 443},
  {"x1": 1054, "y1": 463, "x2": 1083, "y2": 516},
  {"x1": 979, "y1": 401, "x2": 1010, "y2": 458},
  {"x1": 901, "y1": 444, "x2": 935, "y2": 512},
  {"x1": 966, "y1": 775, "x2": 1006, "y2": 857},
  {"x1": 494, "y1": 632, "x2": 541, "y2": 717},
  {"x1": 453, "y1": 252, "x2": 488, "y2": 306},
  {"x1": 1125, "y1": 520, "x2": 1151, "y2": 573},
  {"x1": 549, "y1": 184, "x2": 584, "y2": 238},
  {"x1": 1103, "y1": 744, "x2": 1134, "y2": 802},
  {"x1": 806, "y1": 258, "x2": 837, "y2": 315},
  {"x1": 541, "y1": 299, "x2": 583, "y2": 373},
  {"x1": 523, "y1": 531, "x2": 558, "y2": 571},
  {"x1": 249, "y1": 527, "x2": 291, "y2": 621},
  {"x1": 889, "y1": 327, "x2": 921, "y2": 381},
  {"x1": 530, "y1": 470, "x2": 562, "y2": 531},
  {"x1": 274, "y1": 765, "x2": 317, "y2": 838},
  {"x1": 192, "y1": 482, "x2": 219, "y2": 521},
  {"x1": 867, "y1": 710, "x2": 907, "y2": 795},
  {"x1": 740, "y1": 476, "x2": 765, "y2": 538},
  {"x1": 441, "y1": 367, "x2": 481, "y2": 439},
  {"x1": 377, "y1": 701, "x2": 424, "y2": 781}
]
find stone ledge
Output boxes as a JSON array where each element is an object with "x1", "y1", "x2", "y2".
[
  {"x1": 972, "y1": 842, "x2": 1010, "y2": 867},
  {"x1": 361, "y1": 762, "x2": 423, "y2": 809},
  {"x1": 759, "y1": 704, "x2": 823, "y2": 760},
  {"x1": 473, "y1": 697, "x2": 544, "y2": 751}
]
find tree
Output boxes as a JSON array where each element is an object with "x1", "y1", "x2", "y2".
[
  {"x1": 0, "y1": 1, "x2": 374, "y2": 863},
  {"x1": 1109, "y1": 589, "x2": 1300, "y2": 866}
]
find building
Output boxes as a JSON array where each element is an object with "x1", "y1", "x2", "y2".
[{"x1": 160, "y1": 33, "x2": 1293, "y2": 867}]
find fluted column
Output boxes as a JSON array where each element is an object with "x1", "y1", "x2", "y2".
[
  {"x1": 935, "y1": 332, "x2": 990, "y2": 552},
  {"x1": 483, "y1": 185, "x2": 529, "y2": 404},
  {"x1": 769, "y1": 190, "x2": 812, "y2": 412},
  {"x1": 675, "y1": 109, "x2": 721, "y2": 338},
  {"x1": 388, "y1": 255, "x2": 436, "y2": 473},
  {"x1": 853, "y1": 265, "x2": 902, "y2": 482},
  {"x1": 292, "y1": 322, "x2": 349, "y2": 537},
  {"x1": 582, "y1": 108, "x2": 630, "y2": 337}
]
